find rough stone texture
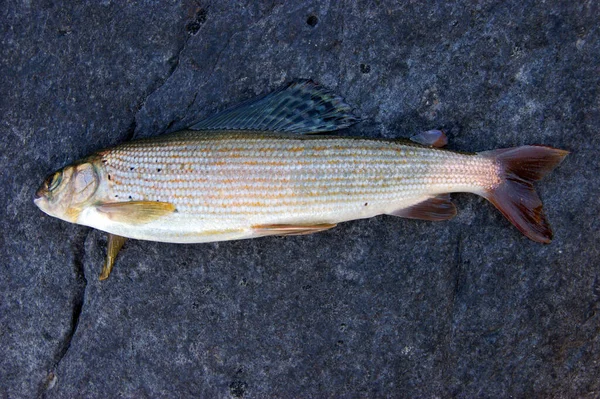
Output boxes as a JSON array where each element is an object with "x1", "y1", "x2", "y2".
[{"x1": 1, "y1": 1, "x2": 599, "y2": 397}]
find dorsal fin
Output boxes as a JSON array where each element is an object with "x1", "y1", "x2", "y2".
[{"x1": 189, "y1": 79, "x2": 360, "y2": 133}]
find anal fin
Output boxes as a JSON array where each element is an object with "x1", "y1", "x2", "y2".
[
  {"x1": 388, "y1": 194, "x2": 457, "y2": 221},
  {"x1": 253, "y1": 223, "x2": 337, "y2": 236}
]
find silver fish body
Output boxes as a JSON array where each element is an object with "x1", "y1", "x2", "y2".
[{"x1": 83, "y1": 130, "x2": 499, "y2": 243}]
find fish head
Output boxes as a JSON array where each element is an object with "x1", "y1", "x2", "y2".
[{"x1": 34, "y1": 159, "x2": 101, "y2": 223}]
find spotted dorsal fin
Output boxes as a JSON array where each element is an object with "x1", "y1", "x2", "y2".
[{"x1": 189, "y1": 79, "x2": 360, "y2": 134}]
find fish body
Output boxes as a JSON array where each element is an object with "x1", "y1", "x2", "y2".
[
  {"x1": 34, "y1": 80, "x2": 568, "y2": 279},
  {"x1": 79, "y1": 130, "x2": 499, "y2": 243}
]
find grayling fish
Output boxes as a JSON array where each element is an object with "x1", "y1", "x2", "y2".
[{"x1": 34, "y1": 80, "x2": 568, "y2": 279}]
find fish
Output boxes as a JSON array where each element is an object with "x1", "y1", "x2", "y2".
[{"x1": 34, "y1": 79, "x2": 568, "y2": 280}]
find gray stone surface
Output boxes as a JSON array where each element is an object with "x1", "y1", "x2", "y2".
[{"x1": 1, "y1": 1, "x2": 598, "y2": 397}]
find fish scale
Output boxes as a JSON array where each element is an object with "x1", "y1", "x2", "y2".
[{"x1": 101, "y1": 131, "x2": 498, "y2": 218}]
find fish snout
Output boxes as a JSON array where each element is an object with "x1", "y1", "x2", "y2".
[
  {"x1": 34, "y1": 188, "x2": 43, "y2": 201},
  {"x1": 33, "y1": 181, "x2": 51, "y2": 212},
  {"x1": 34, "y1": 183, "x2": 48, "y2": 201}
]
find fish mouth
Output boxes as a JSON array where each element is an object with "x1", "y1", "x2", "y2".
[
  {"x1": 33, "y1": 184, "x2": 50, "y2": 210},
  {"x1": 34, "y1": 186, "x2": 46, "y2": 200},
  {"x1": 33, "y1": 191, "x2": 49, "y2": 214}
]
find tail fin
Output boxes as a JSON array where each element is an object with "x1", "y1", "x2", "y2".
[{"x1": 480, "y1": 145, "x2": 569, "y2": 243}]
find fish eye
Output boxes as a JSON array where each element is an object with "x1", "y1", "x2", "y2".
[{"x1": 48, "y1": 171, "x2": 63, "y2": 191}]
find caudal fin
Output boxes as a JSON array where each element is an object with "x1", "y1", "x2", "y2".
[{"x1": 480, "y1": 145, "x2": 568, "y2": 243}]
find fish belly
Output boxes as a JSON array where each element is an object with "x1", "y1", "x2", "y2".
[{"x1": 83, "y1": 132, "x2": 498, "y2": 243}]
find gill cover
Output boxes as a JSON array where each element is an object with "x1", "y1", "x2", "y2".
[{"x1": 71, "y1": 162, "x2": 99, "y2": 204}]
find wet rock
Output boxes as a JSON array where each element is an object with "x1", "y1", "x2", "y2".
[{"x1": 1, "y1": 1, "x2": 598, "y2": 397}]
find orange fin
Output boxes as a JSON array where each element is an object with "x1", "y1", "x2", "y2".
[
  {"x1": 252, "y1": 223, "x2": 337, "y2": 236},
  {"x1": 99, "y1": 234, "x2": 127, "y2": 281},
  {"x1": 387, "y1": 194, "x2": 457, "y2": 221},
  {"x1": 480, "y1": 145, "x2": 568, "y2": 243},
  {"x1": 96, "y1": 201, "x2": 176, "y2": 225},
  {"x1": 410, "y1": 129, "x2": 448, "y2": 148}
]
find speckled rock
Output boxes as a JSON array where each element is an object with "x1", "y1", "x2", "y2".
[{"x1": 1, "y1": 1, "x2": 599, "y2": 398}]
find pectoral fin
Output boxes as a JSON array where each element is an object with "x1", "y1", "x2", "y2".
[
  {"x1": 388, "y1": 194, "x2": 457, "y2": 221},
  {"x1": 96, "y1": 201, "x2": 176, "y2": 225},
  {"x1": 99, "y1": 234, "x2": 127, "y2": 281},
  {"x1": 253, "y1": 223, "x2": 337, "y2": 236}
]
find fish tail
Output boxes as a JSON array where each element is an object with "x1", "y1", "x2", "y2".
[{"x1": 479, "y1": 145, "x2": 569, "y2": 243}]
